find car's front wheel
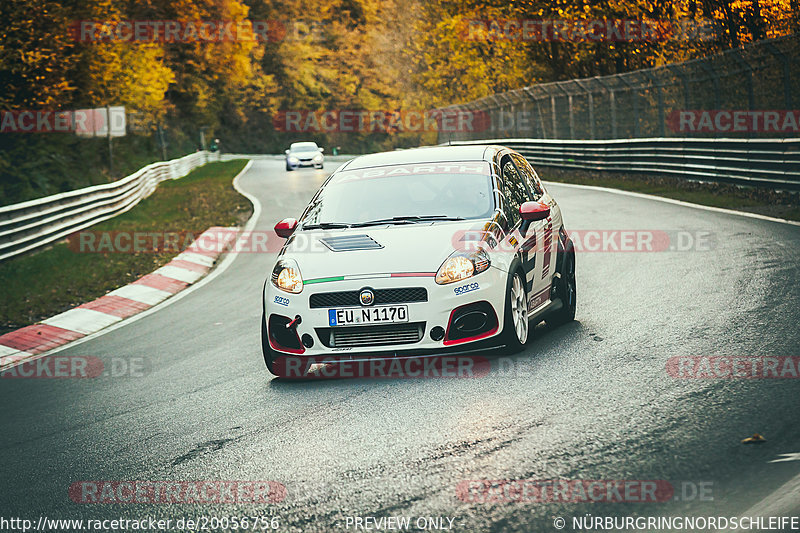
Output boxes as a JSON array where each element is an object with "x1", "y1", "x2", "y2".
[
  {"x1": 500, "y1": 271, "x2": 529, "y2": 353},
  {"x1": 547, "y1": 250, "x2": 576, "y2": 327}
]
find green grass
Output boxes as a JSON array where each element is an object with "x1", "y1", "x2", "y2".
[
  {"x1": 541, "y1": 168, "x2": 800, "y2": 221},
  {"x1": 0, "y1": 160, "x2": 251, "y2": 332}
]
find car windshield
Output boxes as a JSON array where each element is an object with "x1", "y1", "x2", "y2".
[
  {"x1": 300, "y1": 162, "x2": 494, "y2": 226},
  {"x1": 290, "y1": 142, "x2": 318, "y2": 152}
]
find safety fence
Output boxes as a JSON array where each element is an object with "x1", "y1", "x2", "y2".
[{"x1": 437, "y1": 33, "x2": 799, "y2": 141}]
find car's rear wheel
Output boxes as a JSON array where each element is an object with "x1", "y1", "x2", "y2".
[
  {"x1": 547, "y1": 250, "x2": 576, "y2": 327},
  {"x1": 500, "y1": 271, "x2": 529, "y2": 353}
]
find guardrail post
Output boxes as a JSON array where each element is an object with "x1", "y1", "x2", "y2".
[
  {"x1": 609, "y1": 91, "x2": 617, "y2": 139},
  {"x1": 729, "y1": 54, "x2": 756, "y2": 111},
  {"x1": 766, "y1": 43, "x2": 792, "y2": 108},
  {"x1": 537, "y1": 99, "x2": 547, "y2": 138},
  {"x1": 596, "y1": 77, "x2": 616, "y2": 139},
  {"x1": 618, "y1": 76, "x2": 639, "y2": 138},
  {"x1": 568, "y1": 94, "x2": 575, "y2": 139},
  {"x1": 574, "y1": 79, "x2": 594, "y2": 140}
]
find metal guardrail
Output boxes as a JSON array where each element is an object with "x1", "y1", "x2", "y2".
[
  {"x1": 0, "y1": 151, "x2": 219, "y2": 262},
  {"x1": 448, "y1": 137, "x2": 800, "y2": 189}
]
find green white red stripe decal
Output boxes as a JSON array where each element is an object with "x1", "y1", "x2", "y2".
[{"x1": 304, "y1": 272, "x2": 436, "y2": 285}]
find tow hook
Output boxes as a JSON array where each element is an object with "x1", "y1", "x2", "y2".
[{"x1": 286, "y1": 315, "x2": 302, "y2": 330}]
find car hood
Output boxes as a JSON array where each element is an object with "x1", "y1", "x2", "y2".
[
  {"x1": 283, "y1": 221, "x2": 486, "y2": 280},
  {"x1": 288, "y1": 151, "x2": 320, "y2": 158}
]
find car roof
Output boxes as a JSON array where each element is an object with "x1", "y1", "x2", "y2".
[{"x1": 341, "y1": 145, "x2": 501, "y2": 171}]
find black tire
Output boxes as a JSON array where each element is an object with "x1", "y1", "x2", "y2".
[
  {"x1": 547, "y1": 250, "x2": 576, "y2": 327},
  {"x1": 500, "y1": 270, "x2": 530, "y2": 354},
  {"x1": 285, "y1": 164, "x2": 294, "y2": 171}
]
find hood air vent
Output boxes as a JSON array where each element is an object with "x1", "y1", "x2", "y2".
[{"x1": 319, "y1": 234, "x2": 383, "y2": 252}]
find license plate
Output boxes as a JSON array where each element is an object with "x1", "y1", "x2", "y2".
[{"x1": 328, "y1": 305, "x2": 408, "y2": 326}]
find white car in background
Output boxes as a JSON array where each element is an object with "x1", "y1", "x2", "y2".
[
  {"x1": 262, "y1": 145, "x2": 576, "y2": 377},
  {"x1": 285, "y1": 141, "x2": 324, "y2": 170}
]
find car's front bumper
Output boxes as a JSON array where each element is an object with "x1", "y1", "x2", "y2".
[
  {"x1": 264, "y1": 267, "x2": 508, "y2": 358},
  {"x1": 287, "y1": 158, "x2": 322, "y2": 168}
]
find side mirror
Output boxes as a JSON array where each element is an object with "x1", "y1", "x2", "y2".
[
  {"x1": 520, "y1": 201, "x2": 550, "y2": 221},
  {"x1": 285, "y1": 149, "x2": 290, "y2": 155},
  {"x1": 319, "y1": 147, "x2": 324, "y2": 153},
  {"x1": 274, "y1": 218, "x2": 298, "y2": 239}
]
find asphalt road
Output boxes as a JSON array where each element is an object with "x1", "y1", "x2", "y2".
[{"x1": 2, "y1": 159, "x2": 799, "y2": 532}]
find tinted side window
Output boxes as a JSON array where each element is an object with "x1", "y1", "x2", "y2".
[
  {"x1": 501, "y1": 158, "x2": 526, "y2": 227},
  {"x1": 511, "y1": 153, "x2": 543, "y2": 200}
]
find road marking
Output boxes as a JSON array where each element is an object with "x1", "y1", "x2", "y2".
[
  {"x1": 769, "y1": 452, "x2": 800, "y2": 463},
  {"x1": 41, "y1": 308, "x2": 123, "y2": 335},
  {"x1": 0, "y1": 345, "x2": 29, "y2": 358},
  {"x1": 175, "y1": 251, "x2": 216, "y2": 267},
  {"x1": 546, "y1": 181, "x2": 800, "y2": 227},
  {"x1": 109, "y1": 284, "x2": 173, "y2": 306},
  {"x1": 724, "y1": 472, "x2": 800, "y2": 532},
  {"x1": 0, "y1": 351, "x2": 33, "y2": 368},
  {"x1": 155, "y1": 265, "x2": 204, "y2": 284}
]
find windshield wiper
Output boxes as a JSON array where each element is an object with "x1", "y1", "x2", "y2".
[
  {"x1": 351, "y1": 215, "x2": 465, "y2": 227},
  {"x1": 302, "y1": 222, "x2": 352, "y2": 230}
]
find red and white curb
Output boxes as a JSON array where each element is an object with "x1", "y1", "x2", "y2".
[{"x1": 0, "y1": 226, "x2": 239, "y2": 369}]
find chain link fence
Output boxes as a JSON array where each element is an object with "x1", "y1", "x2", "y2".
[{"x1": 438, "y1": 33, "x2": 799, "y2": 142}]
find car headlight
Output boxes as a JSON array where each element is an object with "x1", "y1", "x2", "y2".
[
  {"x1": 435, "y1": 250, "x2": 490, "y2": 285},
  {"x1": 288, "y1": 156, "x2": 299, "y2": 164},
  {"x1": 271, "y1": 259, "x2": 303, "y2": 293},
  {"x1": 313, "y1": 153, "x2": 323, "y2": 161}
]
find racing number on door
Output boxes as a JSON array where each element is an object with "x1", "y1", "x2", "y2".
[
  {"x1": 541, "y1": 220, "x2": 553, "y2": 280},
  {"x1": 519, "y1": 233, "x2": 537, "y2": 293}
]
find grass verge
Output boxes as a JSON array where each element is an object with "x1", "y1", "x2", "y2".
[
  {"x1": 0, "y1": 159, "x2": 251, "y2": 333},
  {"x1": 541, "y1": 168, "x2": 800, "y2": 221}
]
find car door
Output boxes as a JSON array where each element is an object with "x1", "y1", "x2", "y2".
[
  {"x1": 499, "y1": 154, "x2": 547, "y2": 310},
  {"x1": 511, "y1": 154, "x2": 560, "y2": 304}
]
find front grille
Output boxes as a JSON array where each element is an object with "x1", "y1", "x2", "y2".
[
  {"x1": 319, "y1": 234, "x2": 382, "y2": 252},
  {"x1": 316, "y1": 322, "x2": 425, "y2": 348},
  {"x1": 310, "y1": 287, "x2": 428, "y2": 308}
]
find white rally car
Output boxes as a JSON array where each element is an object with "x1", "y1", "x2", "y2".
[{"x1": 261, "y1": 145, "x2": 576, "y2": 377}]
